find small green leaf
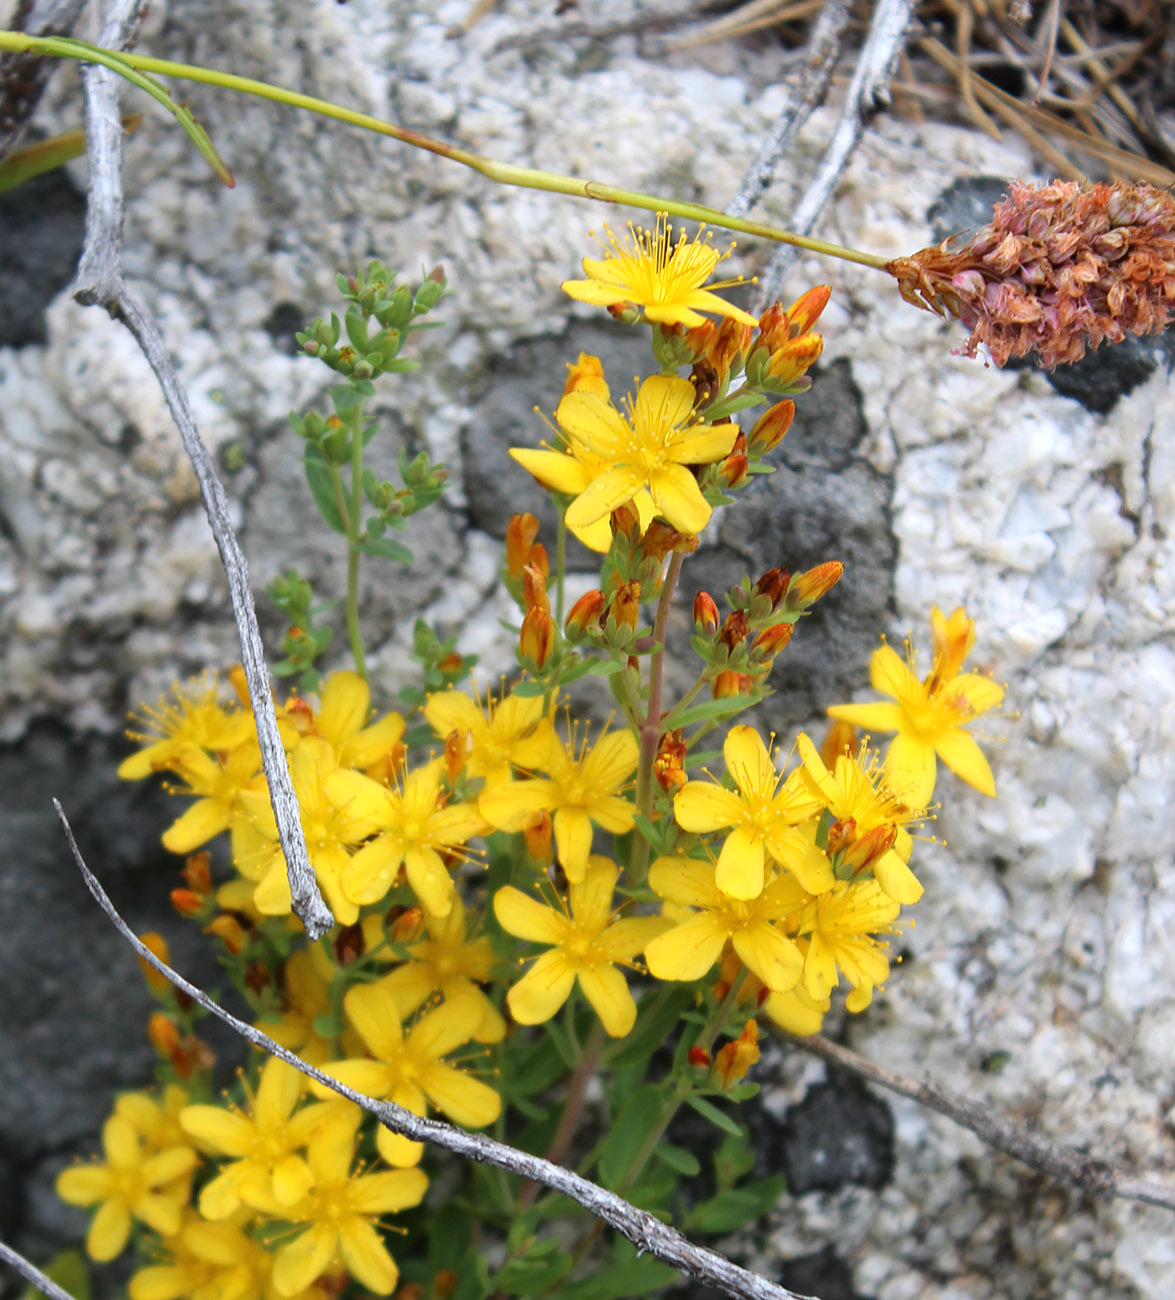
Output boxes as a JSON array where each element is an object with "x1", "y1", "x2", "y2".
[
  {"x1": 302, "y1": 450, "x2": 345, "y2": 534},
  {"x1": 683, "y1": 1176, "x2": 786, "y2": 1234},
  {"x1": 448, "y1": 1249, "x2": 492, "y2": 1300},
  {"x1": 684, "y1": 1094, "x2": 743, "y2": 1137},
  {"x1": 21, "y1": 1250, "x2": 91, "y2": 1300},
  {"x1": 356, "y1": 536, "x2": 414, "y2": 563},
  {"x1": 653, "y1": 1142, "x2": 701, "y2": 1176},
  {"x1": 587, "y1": 658, "x2": 625, "y2": 677},
  {"x1": 600, "y1": 1085, "x2": 665, "y2": 1188},
  {"x1": 494, "y1": 1245, "x2": 571, "y2": 1295},
  {"x1": 344, "y1": 311, "x2": 369, "y2": 352},
  {"x1": 555, "y1": 1246, "x2": 677, "y2": 1300},
  {"x1": 511, "y1": 680, "x2": 548, "y2": 698}
]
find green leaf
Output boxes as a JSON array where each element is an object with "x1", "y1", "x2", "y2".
[
  {"x1": 448, "y1": 1249, "x2": 493, "y2": 1300},
  {"x1": 556, "y1": 1245, "x2": 677, "y2": 1300},
  {"x1": 356, "y1": 536, "x2": 414, "y2": 563},
  {"x1": 329, "y1": 383, "x2": 366, "y2": 414},
  {"x1": 713, "y1": 1129, "x2": 755, "y2": 1191},
  {"x1": 21, "y1": 1251, "x2": 91, "y2": 1300},
  {"x1": 586, "y1": 657, "x2": 625, "y2": 677},
  {"x1": 599, "y1": 1085, "x2": 665, "y2": 1188},
  {"x1": 302, "y1": 449, "x2": 345, "y2": 534},
  {"x1": 344, "y1": 310, "x2": 369, "y2": 352},
  {"x1": 494, "y1": 1244, "x2": 571, "y2": 1295},
  {"x1": 653, "y1": 1142, "x2": 701, "y2": 1176},
  {"x1": 683, "y1": 1176, "x2": 786, "y2": 1235},
  {"x1": 511, "y1": 679, "x2": 547, "y2": 698},
  {"x1": 684, "y1": 1094, "x2": 743, "y2": 1138},
  {"x1": 670, "y1": 697, "x2": 753, "y2": 729}
]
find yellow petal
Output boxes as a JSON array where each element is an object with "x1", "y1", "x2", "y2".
[
  {"x1": 314, "y1": 1058, "x2": 392, "y2": 1103},
  {"x1": 644, "y1": 913, "x2": 729, "y2": 981},
  {"x1": 568, "y1": 857, "x2": 618, "y2": 931},
  {"x1": 577, "y1": 964, "x2": 637, "y2": 1037},
  {"x1": 580, "y1": 728, "x2": 639, "y2": 790},
  {"x1": 343, "y1": 982, "x2": 405, "y2": 1061},
  {"x1": 597, "y1": 915, "x2": 673, "y2": 961},
  {"x1": 553, "y1": 806, "x2": 594, "y2": 881},
  {"x1": 825, "y1": 701, "x2": 907, "y2": 733},
  {"x1": 493, "y1": 887, "x2": 567, "y2": 944},
  {"x1": 56, "y1": 1166, "x2": 113, "y2": 1206},
  {"x1": 673, "y1": 782, "x2": 744, "y2": 833},
  {"x1": 633, "y1": 374, "x2": 697, "y2": 429},
  {"x1": 131, "y1": 1191, "x2": 183, "y2": 1238},
  {"x1": 161, "y1": 798, "x2": 229, "y2": 855},
  {"x1": 420, "y1": 1062, "x2": 501, "y2": 1127},
  {"x1": 86, "y1": 1198, "x2": 131, "y2": 1262},
  {"x1": 198, "y1": 1164, "x2": 249, "y2": 1220},
  {"x1": 884, "y1": 732, "x2": 937, "y2": 807},
  {"x1": 423, "y1": 689, "x2": 483, "y2": 739},
  {"x1": 179, "y1": 1106, "x2": 253, "y2": 1156},
  {"x1": 647, "y1": 855, "x2": 720, "y2": 908},
  {"x1": 479, "y1": 779, "x2": 558, "y2": 831},
  {"x1": 723, "y1": 725, "x2": 774, "y2": 798},
  {"x1": 763, "y1": 988, "x2": 828, "y2": 1037},
  {"x1": 732, "y1": 925, "x2": 803, "y2": 993},
  {"x1": 507, "y1": 950, "x2": 576, "y2": 1024},
  {"x1": 129, "y1": 1266, "x2": 190, "y2": 1300},
  {"x1": 408, "y1": 998, "x2": 483, "y2": 1060},
  {"x1": 273, "y1": 1225, "x2": 335, "y2": 1297},
  {"x1": 271, "y1": 1153, "x2": 315, "y2": 1205},
  {"x1": 559, "y1": 275, "x2": 629, "y2": 307},
  {"x1": 567, "y1": 511, "x2": 615, "y2": 553},
  {"x1": 565, "y1": 467, "x2": 644, "y2": 530},
  {"x1": 254, "y1": 1056, "x2": 302, "y2": 1128},
  {"x1": 342, "y1": 836, "x2": 406, "y2": 906},
  {"x1": 338, "y1": 1221, "x2": 399, "y2": 1295},
  {"x1": 348, "y1": 1167, "x2": 429, "y2": 1215},
  {"x1": 316, "y1": 670, "x2": 369, "y2": 742},
  {"x1": 649, "y1": 463, "x2": 712, "y2": 535},
  {"x1": 873, "y1": 848, "x2": 924, "y2": 904},
  {"x1": 403, "y1": 845, "x2": 454, "y2": 917},
  {"x1": 556, "y1": 389, "x2": 629, "y2": 455},
  {"x1": 802, "y1": 932, "x2": 839, "y2": 1000},
  {"x1": 714, "y1": 826, "x2": 765, "y2": 900},
  {"x1": 509, "y1": 446, "x2": 594, "y2": 497},
  {"x1": 672, "y1": 423, "x2": 739, "y2": 466},
  {"x1": 934, "y1": 728, "x2": 997, "y2": 797}
]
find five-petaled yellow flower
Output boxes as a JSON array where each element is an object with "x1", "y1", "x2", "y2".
[
  {"x1": 479, "y1": 719, "x2": 638, "y2": 883},
  {"x1": 644, "y1": 856, "x2": 808, "y2": 993},
  {"x1": 493, "y1": 856, "x2": 669, "y2": 1036},
  {"x1": 561, "y1": 216, "x2": 758, "y2": 329},
  {"x1": 827, "y1": 606, "x2": 1004, "y2": 806},
  {"x1": 559, "y1": 375, "x2": 736, "y2": 540},
  {"x1": 796, "y1": 880, "x2": 901, "y2": 1012},
  {"x1": 673, "y1": 725, "x2": 832, "y2": 900},
  {"x1": 423, "y1": 684, "x2": 546, "y2": 790}
]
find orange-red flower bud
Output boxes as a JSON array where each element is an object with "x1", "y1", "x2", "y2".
[
  {"x1": 786, "y1": 284, "x2": 832, "y2": 335},
  {"x1": 787, "y1": 561, "x2": 844, "y2": 609},
  {"x1": 640, "y1": 520, "x2": 697, "y2": 562},
  {"x1": 688, "y1": 1046, "x2": 712, "y2": 1068},
  {"x1": 521, "y1": 561, "x2": 550, "y2": 616},
  {"x1": 564, "y1": 589, "x2": 606, "y2": 640},
  {"x1": 826, "y1": 816, "x2": 859, "y2": 857},
  {"x1": 748, "y1": 400, "x2": 795, "y2": 456},
  {"x1": 519, "y1": 608, "x2": 555, "y2": 669},
  {"x1": 712, "y1": 670, "x2": 751, "y2": 699},
  {"x1": 820, "y1": 720, "x2": 858, "y2": 768},
  {"x1": 137, "y1": 932, "x2": 173, "y2": 994},
  {"x1": 654, "y1": 729, "x2": 688, "y2": 793},
  {"x1": 444, "y1": 727, "x2": 473, "y2": 785},
  {"x1": 147, "y1": 1012, "x2": 180, "y2": 1058},
  {"x1": 841, "y1": 823, "x2": 899, "y2": 875},
  {"x1": 181, "y1": 851, "x2": 212, "y2": 895},
  {"x1": 711, "y1": 318, "x2": 755, "y2": 380},
  {"x1": 610, "y1": 503, "x2": 641, "y2": 541},
  {"x1": 170, "y1": 888, "x2": 206, "y2": 918},
  {"x1": 750, "y1": 621, "x2": 794, "y2": 662},
  {"x1": 752, "y1": 567, "x2": 789, "y2": 610},
  {"x1": 523, "y1": 810, "x2": 553, "y2": 864},
  {"x1": 684, "y1": 319, "x2": 717, "y2": 363},
  {"x1": 717, "y1": 432, "x2": 749, "y2": 489},
  {"x1": 506, "y1": 513, "x2": 540, "y2": 581},
  {"x1": 205, "y1": 914, "x2": 248, "y2": 955},
  {"x1": 608, "y1": 579, "x2": 641, "y2": 631},
  {"x1": 718, "y1": 609, "x2": 748, "y2": 651},
  {"x1": 713, "y1": 1019, "x2": 760, "y2": 1088},
  {"x1": 766, "y1": 333, "x2": 823, "y2": 387},
  {"x1": 244, "y1": 962, "x2": 271, "y2": 996},
  {"x1": 333, "y1": 923, "x2": 365, "y2": 967},
  {"x1": 390, "y1": 905, "x2": 426, "y2": 945},
  {"x1": 693, "y1": 591, "x2": 720, "y2": 635}
]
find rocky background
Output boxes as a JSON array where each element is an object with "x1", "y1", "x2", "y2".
[{"x1": 1, "y1": 1, "x2": 1173, "y2": 1298}]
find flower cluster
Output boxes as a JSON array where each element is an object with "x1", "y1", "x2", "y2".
[{"x1": 59, "y1": 228, "x2": 1007, "y2": 1300}]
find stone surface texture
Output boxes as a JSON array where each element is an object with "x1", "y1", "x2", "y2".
[{"x1": 1, "y1": 1, "x2": 1172, "y2": 1297}]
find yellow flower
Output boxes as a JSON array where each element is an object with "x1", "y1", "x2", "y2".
[
  {"x1": 795, "y1": 732, "x2": 925, "y2": 905},
  {"x1": 559, "y1": 376, "x2": 736, "y2": 538},
  {"x1": 263, "y1": 1110, "x2": 427, "y2": 1296},
  {"x1": 644, "y1": 855, "x2": 808, "y2": 994},
  {"x1": 327, "y1": 757, "x2": 488, "y2": 918},
  {"x1": 160, "y1": 742, "x2": 262, "y2": 857},
  {"x1": 673, "y1": 725, "x2": 831, "y2": 900},
  {"x1": 56, "y1": 1114, "x2": 198, "y2": 1261},
  {"x1": 493, "y1": 856, "x2": 669, "y2": 1036},
  {"x1": 423, "y1": 684, "x2": 546, "y2": 790},
  {"x1": 314, "y1": 982, "x2": 500, "y2": 1168},
  {"x1": 561, "y1": 216, "x2": 758, "y2": 329},
  {"x1": 827, "y1": 607, "x2": 1004, "y2": 806},
  {"x1": 179, "y1": 1057, "x2": 333, "y2": 1219},
  {"x1": 479, "y1": 719, "x2": 637, "y2": 883},
  {"x1": 261, "y1": 948, "x2": 336, "y2": 1067},
  {"x1": 375, "y1": 893, "x2": 505, "y2": 1043},
  {"x1": 118, "y1": 675, "x2": 255, "y2": 781},
  {"x1": 762, "y1": 985, "x2": 830, "y2": 1037},
  {"x1": 796, "y1": 880, "x2": 901, "y2": 1011},
  {"x1": 238, "y1": 737, "x2": 383, "y2": 924},
  {"x1": 312, "y1": 670, "x2": 405, "y2": 772}
]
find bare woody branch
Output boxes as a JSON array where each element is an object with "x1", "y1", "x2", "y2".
[
  {"x1": 0, "y1": 1239, "x2": 80, "y2": 1300},
  {"x1": 793, "y1": 1034, "x2": 1175, "y2": 1213},
  {"x1": 70, "y1": 0, "x2": 333, "y2": 939},
  {"x1": 0, "y1": 0, "x2": 86, "y2": 159},
  {"x1": 52, "y1": 799, "x2": 815, "y2": 1300}
]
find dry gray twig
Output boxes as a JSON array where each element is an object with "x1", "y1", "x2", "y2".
[
  {"x1": 0, "y1": 1239, "x2": 79, "y2": 1300},
  {"x1": 0, "y1": 0, "x2": 87, "y2": 158},
  {"x1": 51, "y1": 799, "x2": 815, "y2": 1300},
  {"x1": 70, "y1": 0, "x2": 333, "y2": 939},
  {"x1": 726, "y1": 0, "x2": 853, "y2": 221},
  {"x1": 794, "y1": 1034, "x2": 1175, "y2": 1213},
  {"x1": 755, "y1": 0, "x2": 915, "y2": 308}
]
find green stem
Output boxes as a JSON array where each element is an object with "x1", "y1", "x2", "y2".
[
  {"x1": 555, "y1": 515, "x2": 567, "y2": 628},
  {"x1": 0, "y1": 32, "x2": 891, "y2": 270},
  {"x1": 629, "y1": 553, "x2": 684, "y2": 889},
  {"x1": 345, "y1": 404, "x2": 368, "y2": 680},
  {"x1": 660, "y1": 672, "x2": 710, "y2": 732}
]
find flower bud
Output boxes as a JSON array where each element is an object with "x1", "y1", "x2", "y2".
[
  {"x1": 640, "y1": 520, "x2": 698, "y2": 562},
  {"x1": 564, "y1": 589, "x2": 606, "y2": 640},
  {"x1": 333, "y1": 923, "x2": 365, "y2": 967},
  {"x1": 416, "y1": 266, "x2": 447, "y2": 310},
  {"x1": 389, "y1": 905, "x2": 426, "y2": 945},
  {"x1": 521, "y1": 562, "x2": 550, "y2": 616},
  {"x1": 137, "y1": 933, "x2": 173, "y2": 995},
  {"x1": 713, "y1": 1019, "x2": 760, "y2": 1088},
  {"x1": 654, "y1": 729, "x2": 688, "y2": 793},
  {"x1": 929, "y1": 605, "x2": 976, "y2": 689},
  {"x1": 205, "y1": 914, "x2": 248, "y2": 955},
  {"x1": 716, "y1": 432, "x2": 749, "y2": 489},
  {"x1": 841, "y1": 823, "x2": 898, "y2": 875},
  {"x1": 751, "y1": 567, "x2": 789, "y2": 611},
  {"x1": 505, "y1": 513, "x2": 540, "y2": 581},
  {"x1": 718, "y1": 609, "x2": 748, "y2": 652},
  {"x1": 147, "y1": 1012, "x2": 180, "y2": 1058},
  {"x1": 711, "y1": 318, "x2": 755, "y2": 382},
  {"x1": 523, "y1": 810, "x2": 553, "y2": 864},
  {"x1": 750, "y1": 621, "x2": 794, "y2": 663},
  {"x1": 610, "y1": 503, "x2": 641, "y2": 541},
  {"x1": 444, "y1": 727, "x2": 473, "y2": 785},
  {"x1": 688, "y1": 1046, "x2": 712, "y2": 1068},
  {"x1": 434, "y1": 1272, "x2": 458, "y2": 1300},
  {"x1": 820, "y1": 720, "x2": 858, "y2": 768},
  {"x1": 786, "y1": 284, "x2": 832, "y2": 335},
  {"x1": 711, "y1": 670, "x2": 751, "y2": 699},
  {"x1": 608, "y1": 580, "x2": 642, "y2": 632},
  {"x1": 563, "y1": 352, "x2": 609, "y2": 399},
  {"x1": 763, "y1": 333, "x2": 823, "y2": 392},
  {"x1": 607, "y1": 301, "x2": 642, "y2": 326},
  {"x1": 693, "y1": 591, "x2": 720, "y2": 635},
  {"x1": 244, "y1": 963, "x2": 271, "y2": 996},
  {"x1": 181, "y1": 852, "x2": 212, "y2": 895},
  {"x1": 786, "y1": 561, "x2": 844, "y2": 609},
  {"x1": 519, "y1": 608, "x2": 555, "y2": 669},
  {"x1": 748, "y1": 401, "x2": 795, "y2": 456},
  {"x1": 826, "y1": 816, "x2": 859, "y2": 857},
  {"x1": 170, "y1": 888, "x2": 206, "y2": 918}
]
